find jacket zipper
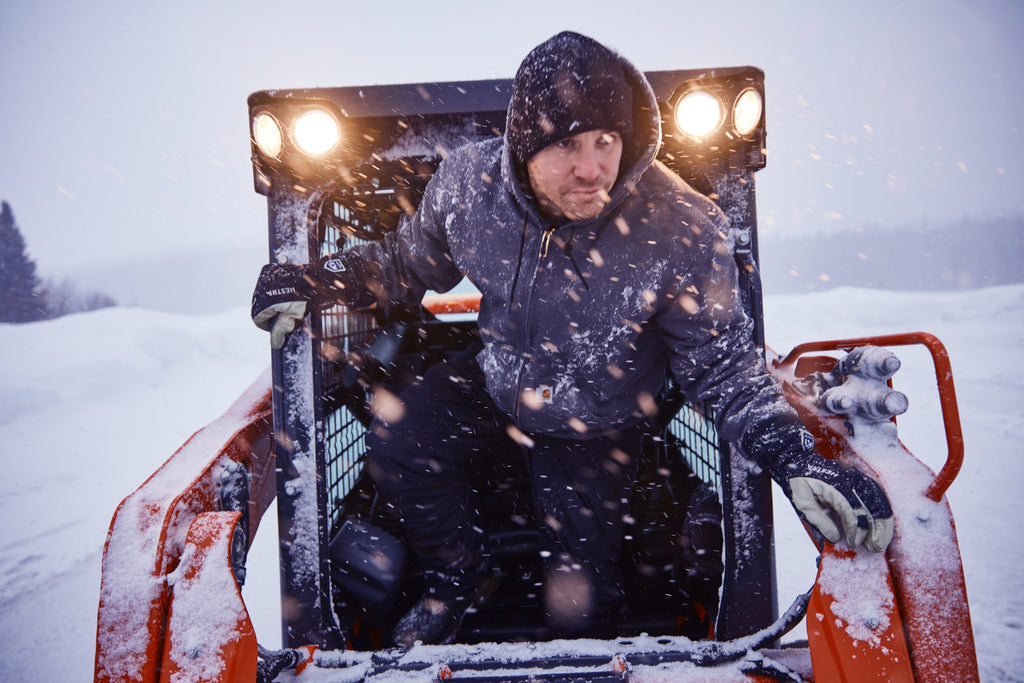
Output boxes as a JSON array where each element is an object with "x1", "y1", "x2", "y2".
[{"x1": 513, "y1": 224, "x2": 555, "y2": 425}]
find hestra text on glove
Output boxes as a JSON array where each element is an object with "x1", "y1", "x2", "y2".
[{"x1": 251, "y1": 263, "x2": 314, "y2": 319}]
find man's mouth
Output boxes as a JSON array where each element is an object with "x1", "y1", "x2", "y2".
[{"x1": 567, "y1": 186, "x2": 606, "y2": 199}]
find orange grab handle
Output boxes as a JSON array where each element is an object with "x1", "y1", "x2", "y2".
[
  {"x1": 422, "y1": 292, "x2": 482, "y2": 315},
  {"x1": 776, "y1": 332, "x2": 964, "y2": 502}
]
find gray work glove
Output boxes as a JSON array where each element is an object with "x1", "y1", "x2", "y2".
[
  {"x1": 747, "y1": 419, "x2": 894, "y2": 553},
  {"x1": 251, "y1": 263, "x2": 316, "y2": 349},
  {"x1": 250, "y1": 253, "x2": 376, "y2": 349},
  {"x1": 772, "y1": 444, "x2": 894, "y2": 553}
]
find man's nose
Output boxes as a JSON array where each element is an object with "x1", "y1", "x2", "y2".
[{"x1": 573, "y1": 145, "x2": 602, "y2": 182}]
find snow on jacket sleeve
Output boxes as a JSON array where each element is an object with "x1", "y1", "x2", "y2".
[
  {"x1": 339, "y1": 153, "x2": 469, "y2": 306},
  {"x1": 656, "y1": 219, "x2": 804, "y2": 470}
]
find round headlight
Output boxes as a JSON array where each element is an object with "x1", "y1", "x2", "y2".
[
  {"x1": 293, "y1": 109, "x2": 340, "y2": 156},
  {"x1": 252, "y1": 112, "x2": 283, "y2": 159},
  {"x1": 733, "y1": 88, "x2": 763, "y2": 137},
  {"x1": 674, "y1": 90, "x2": 722, "y2": 138}
]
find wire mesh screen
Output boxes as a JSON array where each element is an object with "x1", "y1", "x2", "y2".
[
  {"x1": 667, "y1": 401, "x2": 722, "y2": 491},
  {"x1": 318, "y1": 200, "x2": 380, "y2": 532},
  {"x1": 322, "y1": 402, "x2": 365, "y2": 531}
]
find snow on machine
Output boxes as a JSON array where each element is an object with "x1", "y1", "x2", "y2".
[{"x1": 95, "y1": 65, "x2": 979, "y2": 682}]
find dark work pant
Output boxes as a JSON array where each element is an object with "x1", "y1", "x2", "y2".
[{"x1": 365, "y1": 349, "x2": 642, "y2": 627}]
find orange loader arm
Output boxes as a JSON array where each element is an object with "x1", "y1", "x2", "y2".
[
  {"x1": 771, "y1": 332, "x2": 979, "y2": 683},
  {"x1": 94, "y1": 370, "x2": 275, "y2": 683}
]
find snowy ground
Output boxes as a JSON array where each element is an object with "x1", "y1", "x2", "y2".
[{"x1": 0, "y1": 285, "x2": 1021, "y2": 682}]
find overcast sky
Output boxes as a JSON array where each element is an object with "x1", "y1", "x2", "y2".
[{"x1": 2, "y1": 0, "x2": 1022, "y2": 274}]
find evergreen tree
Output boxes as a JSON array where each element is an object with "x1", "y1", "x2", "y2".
[{"x1": 0, "y1": 201, "x2": 44, "y2": 322}]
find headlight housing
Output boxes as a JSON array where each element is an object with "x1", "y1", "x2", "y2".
[
  {"x1": 674, "y1": 90, "x2": 723, "y2": 139},
  {"x1": 293, "y1": 109, "x2": 341, "y2": 156},
  {"x1": 252, "y1": 111, "x2": 283, "y2": 159},
  {"x1": 732, "y1": 88, "x2": 763, "y2": 137}
]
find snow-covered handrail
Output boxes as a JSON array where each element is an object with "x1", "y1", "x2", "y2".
[{"x1": 775, "y1": 332, "x2": 964, "y2": 501}]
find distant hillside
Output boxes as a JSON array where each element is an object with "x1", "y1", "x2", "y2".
[
  {"x1": 759, "y1": 216, "x2": 1024, "y2": 294},
  {"x1": 62, "y1": 243, "x2": 267, "y2": 315},
  {"x1": 60, "y1": 217, "x2": 1022, "y2": 314}
]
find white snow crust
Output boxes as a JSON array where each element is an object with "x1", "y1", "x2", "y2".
[{"x1": 164, "y1": 513, "x2": 252, "y2": 682}]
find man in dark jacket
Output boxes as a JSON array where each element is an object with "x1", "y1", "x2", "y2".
[{"x1": 252, "y1": 31, "x2": 894, "y2": 647}]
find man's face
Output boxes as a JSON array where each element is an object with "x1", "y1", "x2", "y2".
[{"x1": 526, "y1": 129, "x2": 623, "y2": 221}]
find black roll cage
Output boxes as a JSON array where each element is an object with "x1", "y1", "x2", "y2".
[{"x1": 247, "y1": 65, "x2": 776, "y2": 649}]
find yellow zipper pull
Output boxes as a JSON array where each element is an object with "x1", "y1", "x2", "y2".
[{"x1": 539, "y1": 227, "x2": 555, "y2": 258}]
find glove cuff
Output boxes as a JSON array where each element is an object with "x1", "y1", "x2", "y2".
[
  {"x1": 740, "y1": 412, "x2": 816, "y2": 481},
  {"x1": 314, "y1": 252, "x2": 378, "y2": 309}
]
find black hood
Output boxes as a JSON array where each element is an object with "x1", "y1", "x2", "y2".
[{"x1": 502, "y1": 32, "x2": 662, "y2": 217}]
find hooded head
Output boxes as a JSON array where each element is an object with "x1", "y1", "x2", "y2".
[{"x1": 507, "y1": 32, "x2": 635, "y2": 170}]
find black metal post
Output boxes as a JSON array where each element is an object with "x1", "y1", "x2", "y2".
[
  {"x1": 716, "y1": 444, "x2": 778, "y2": 639},
  {"x1": 714, "y1": 170, "x2": 778, "y2": 639},
  {"x1": 266, "y1": 182, "x2": 345, "y2": 650}
]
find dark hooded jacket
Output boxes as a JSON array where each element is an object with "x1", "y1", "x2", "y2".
[{"x1": 344, "y1": 34, "x2": 799, "y2": 458}]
